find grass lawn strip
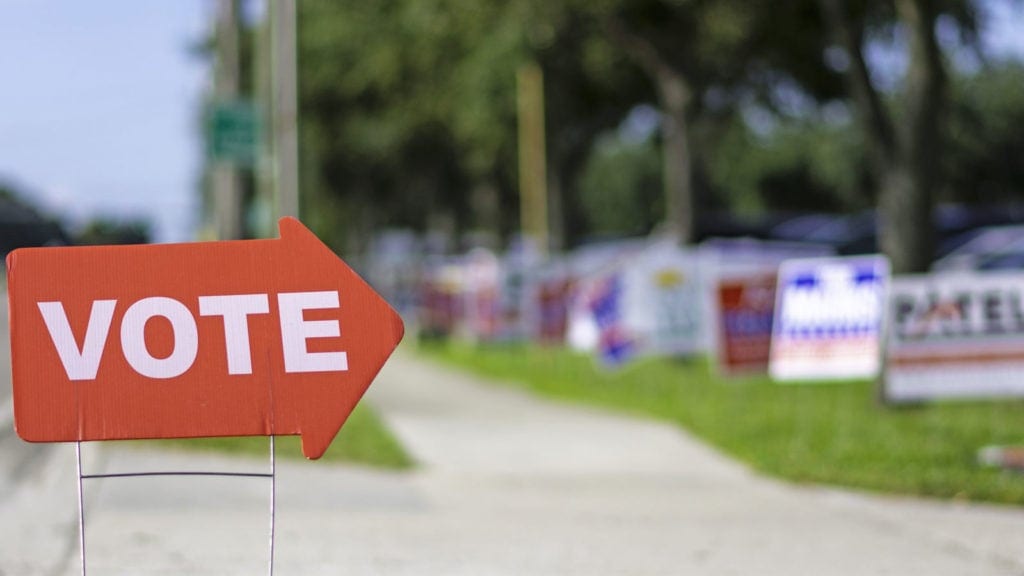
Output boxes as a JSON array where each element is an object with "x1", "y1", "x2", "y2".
[{"x1": 134, "y1": 403, "x2": 413, "y2": 470}]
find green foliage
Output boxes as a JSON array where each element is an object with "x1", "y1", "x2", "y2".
[
  {"x1": 944, "y1": 61, "x2": 1024, "y2": 204},
  {"x1": 75, "y1": 218, "x2": 151, "y2": 245},
  {"x1": 290, "y1": 0, "x2": 1021, "y2": 252},
  {"x1": 422, "y1": 343, "x2": 1024, "y2": 504},
  {"x1": 294, "y1": 0, "x2": 844, "y2": 248},
  {"x1": 143, "y1": 403, "x2": 414, "y2": 469},
  {"x1": 707, "y1": 113, "x2": 869, "y2": 214},
  {"x1": 298, "y1": 0, "x2": 531, "y2": 249},
  {"x1": 578, "y1": 135, "x2": 663, "y2": 235}
]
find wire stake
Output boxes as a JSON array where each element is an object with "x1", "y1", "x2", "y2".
[
  {"x1": 74, "y1": 439, "x2": 279, "y2": 574},
  {"x1": 76, "y1": 441, "x2": 87, "y2": 576}
]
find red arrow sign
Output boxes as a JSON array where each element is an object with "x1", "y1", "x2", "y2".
[{"x1": 7, "y1": 217, "x2": 404, "y2": 459}]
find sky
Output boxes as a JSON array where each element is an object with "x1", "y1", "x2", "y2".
[
  {"x1": 0, "y1": 0, "x2": 207, "y2": 243},
  {"x1": 0, "y1": 1, "x2": 1022, "y2": 244}
]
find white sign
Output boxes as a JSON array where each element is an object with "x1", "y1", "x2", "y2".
[
  {"x1": 461, "y1": 249, "x2": 502, "y2": 342},
  {"x1": 769, "y1": 255, "x2": 889, "y2": 382},
  {"x1": 624, "y1": 245, "x2": 704, "y2": 357},
  {"x1": 886, "y1": 270, "x2": 1024, "y2": 402},
  {"x1": 565, "y1": 242, "x2": 705, "y2": 361}
]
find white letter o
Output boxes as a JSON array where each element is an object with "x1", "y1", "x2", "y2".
[{"x1": 121, "y1": 297, "x2": 198, "y2": 379}]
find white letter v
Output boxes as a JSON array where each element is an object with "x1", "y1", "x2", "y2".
[{"x1": 38, "y1": 300, "x2": 116, "y2": 381}]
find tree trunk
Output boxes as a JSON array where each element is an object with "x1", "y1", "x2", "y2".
[
  {"x1": 882, "y1": 0, "x2": 943, "y2": 273},
  {"x1": 878, "y1": 166, "x2": 930, "y2": 273},
  {"x1": 656, "y1": 70, "x2": 695, "y2": 244},
  {"x1": 819, "y1": 0, "x2": 944, "y2": 273},
  {"x1": 605, "y1": 16, "x2": 696, "y2": 245}
]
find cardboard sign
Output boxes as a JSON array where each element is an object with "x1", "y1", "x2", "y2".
[
  {"x1": 625, "y1": 246, "x2": 704, "y2": 357},
  {"x1": 7, "y1": 218, "x2": 404, "y2": 459},
  {"x1": 769, "y1": 255, "x2": 889, "y2": 382},
  {"x1": 886, "y1": 270, "x2": 1024, "y2": 402},
  {"x1": 418, "y1": 259, "x2": 464, "y2": 339},
  {"x1": 699, "y1": 239, "x2": 834, "y2": 360},
  {"x1": 496, "y1": 264, "x2": 531, "y2": 342},
  {"x1": 715, "y1": 272, "x2": 776, "y2": 375},
  {"x1": 462, "y1": 249, "x2": 502, "y2": 342},
  {"x1": 567, "y1": 243, "x2": 704, "y2": 363},
  {"x1": 533, "y1": 272, "x2": 572, "y2": 344},
  {"x1": 587, "y1": 272, "x2": 637, "y2": 366}
]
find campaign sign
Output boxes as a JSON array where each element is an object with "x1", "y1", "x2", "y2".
[
  {"x1": 715, "y1": 272, "x2": 776, "y2": 375},
  {"x1": 769, "y1": 255, "x2": 889, "y2": 382},
  {"x1": 530, "y1": 263, "x2": 573, "y2": 345},
  {"x1": 462, "y1": 249, "x2": 502, "y2": 342},
  {"x1": 418, "y1": 260, "x2": 465, "y2": 339},
  {"x1": 567, "y1": 243, "x2": 703, "y2": 363},
  {"x1": 624, "y1": 246, "x2": 704, "y2": 357},
  {"x1": 588, "y1": 272, "x2": 637, "y2": 366},
  {"x1": 885, "y1": 270, "x2": 1024, "y2": 402},
  {"x1": 8, "y1": 218, "x2": 404, "y2": 459}
]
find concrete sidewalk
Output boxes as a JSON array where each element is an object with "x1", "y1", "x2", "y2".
[
  {"x1": 2, "y1": 347, "x2": 1024, "y2": 574},
  {"x1": 367, "y1": 350, "x2": 1024, "y2": 575}
]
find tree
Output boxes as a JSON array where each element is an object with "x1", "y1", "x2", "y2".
[
  {"x1": 298, "y1": 0, "x2": 529, "y2": 253},
  {"x1": 0, "y1": 182, "x2": 72, "y2": 254},
  {"x1": 578, "y1": 134, "x2": 664, "y2": 235},
  {"x1": 297, "y1": 0, "x2": 649, "y2": 251},
  {"x1": 76, "y1": 218, "x2": 151, "y2": 245},
  {"x1": 705, "y1": 111, "x2": 871, "y2": 215},
  {"x1": 525, "y1": 5, "x2": 656, "y2": 246},
  {"x1": 580, "y1": 0, "x2": 845, "y2": 243},
  {"x1": 818, "y1": 0, "x2": 954, "y2": 272},
  {"x1": 944, "y1": 61, "x2": 1024, "y2": 204},
  {"x1": 293, "y1": 0, "x2": 1000, "y2": 259},
  {"x1": 599, "y1": 1, "x2": 726, "y2": 244}
]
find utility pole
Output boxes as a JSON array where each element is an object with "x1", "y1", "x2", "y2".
[
  {"x1": 516, "y1": 61, "x2": 548, "y2": 256},
  {"x1": 212, "y1": 0, "x2": 242, "y2": 240},
  {"x1": 272, "y1": 0, "x2": 300, "y2": 220},
  {"x1": 253, "y1": 0, "x2": 274, "y2": 238}
]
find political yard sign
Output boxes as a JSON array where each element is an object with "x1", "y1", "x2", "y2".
[
  {"x1": 715, "y1": 272, "x2": 777, "y2": 375},
  {"x1": 885, "y1": 270, "x2": 1024, "y2": 402},
  {"x1": 625, "y1": 246, "x2": 704, "y2": 358},
  {"x1": 570, "y1": 244, "x2": 703, "y2": 367},
  {"x1": 769, "y1": 255, "x2": 889, "y2": 382},
  {"x1": 578, "y1": 272, "x2": 634, "y2": 366}
]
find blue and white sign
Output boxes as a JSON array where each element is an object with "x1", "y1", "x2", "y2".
[
  {"x1": 588, "y1": 273, "x2": 637, "y2": 366},
  {"x1": 769, "y1": 255, "x2": 890, "y2": 382}
]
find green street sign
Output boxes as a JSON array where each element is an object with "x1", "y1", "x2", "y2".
[{"x1": 206, "y1": 101, "x2": 259, "y2": 165}]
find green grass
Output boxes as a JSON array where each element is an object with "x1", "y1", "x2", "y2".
[
  {"x1": 420, "y1": 341, "x2": 1024, "y2": 504},
  {"x1": 134, "y1": 403, "x2": 413, "y2": 469}
]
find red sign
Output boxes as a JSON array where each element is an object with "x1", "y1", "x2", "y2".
[
  {"x1": 7, "y1": 218, "x2": 404, "y2": 459},
  {"x1": 716, "y1": 273, "x2": 776, "y2": 375}
]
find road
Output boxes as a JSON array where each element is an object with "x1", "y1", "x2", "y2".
[{"x1": 1, "y1": 298, "x2": 1024, "y2": 573}]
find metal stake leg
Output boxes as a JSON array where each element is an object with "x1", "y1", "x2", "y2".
[
  {"x1": 76, "y1": 441, "x2": 87, "y2": 576},
  {"x1": 73, "y1": 438, "x2": 277, "y2": 574},
  {"x1": 269, "y1": 435, "x2": 276, "y2": 576}
]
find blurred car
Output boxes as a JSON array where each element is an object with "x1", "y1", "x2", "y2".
[{"x1": 932, "y1": 225, "x2": 1024, "y2": 272}]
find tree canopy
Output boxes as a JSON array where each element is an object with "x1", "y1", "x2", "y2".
[{"x1": 281, "y1": 0, "x2": 1024, "y2": 267}]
